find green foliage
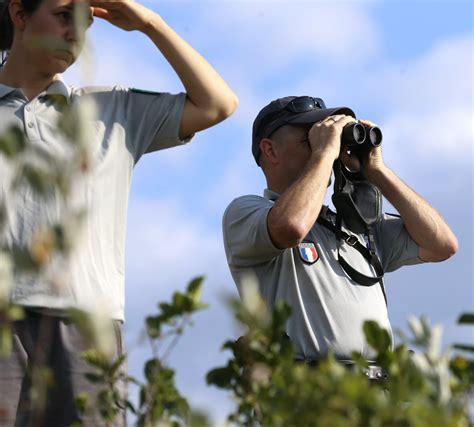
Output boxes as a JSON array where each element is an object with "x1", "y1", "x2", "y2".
[
  {"x1": 71, "y1": 277, "x2": 208, "y2": 426},
  {"x1": 187, "y1": 409, "x2": 213, "y2": 427},
  {"x1": 0, "y1": 126, "x2": 26, "y2": 158},
  {"x1": 450, "y1": 312, "x2": 474, "y2": 403},
  {"x1": 136, "y1": 358, "x2": 189, "y2": 426},
  {"x1": 458, "y1": 313, "x2": 474, "y2": 325},
  {"x1": 207, "y1": 283, "x2": 473, "y2": 427},
  {"x1": 146, "y1": 276, "x2": 207, "y2": 339},
  {"x1": 133, "y1": 277, "x2": 207, "y2": 427}
]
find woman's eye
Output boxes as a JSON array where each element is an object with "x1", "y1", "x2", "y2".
[{"x1": 56, "y1": 12, "x2": 71, "y2": 24}]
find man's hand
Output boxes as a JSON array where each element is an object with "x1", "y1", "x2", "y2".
[
  {"x1": 308, "y1": 114, "x2": 357, "y2": 161},
  {"x1": 90, "y1": 0, "x2": 153, "y2": 32}
]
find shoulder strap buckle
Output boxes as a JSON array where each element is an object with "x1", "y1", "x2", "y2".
[{"x1": 345, "y1": 235, "x2": 358, "y2": 246}]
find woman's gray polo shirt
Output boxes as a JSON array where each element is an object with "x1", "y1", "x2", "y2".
[
  {"x1": 223, "y1": 189, "x2": 423, "y2": 360},
  {"x1": 0, "y1": 79, "x2": 191, "y2": 321}
]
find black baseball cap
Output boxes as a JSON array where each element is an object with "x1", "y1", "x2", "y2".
[{"x1": 252, "y1": 96, "x2": 356, "y2": 165}]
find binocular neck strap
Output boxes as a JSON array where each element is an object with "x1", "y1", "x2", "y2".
[{"x1": 317, "y1": 214, "x2": 387, "y2": 306}]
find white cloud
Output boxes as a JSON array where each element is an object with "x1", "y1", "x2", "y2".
[
  {"x1": 372, "y1": 34, "x2": 473, "y2": 112},
  {"x1": 124, "y1": 199, "x2": 223, "y2": 285},
  {"x1": 191, "y1": 2, "x2": 380, "y2": 70},
  {"x1": 382, "y1": 107, "x2": 473, "y2": 164},
  {"x1": 365, "y1": 34, "x2": 473, "y2": 174}
]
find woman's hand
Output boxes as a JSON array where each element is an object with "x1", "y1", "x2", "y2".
[{"x1": 90, "y1": 0, "x2": 154, "y2": 32}]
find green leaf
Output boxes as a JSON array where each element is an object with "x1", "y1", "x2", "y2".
[
  {"x1": 21, "y1": 164, "x2": 57, "y2": 195},
  {"x1": 74, "y1": 391, "x2": 90, "y2": 415},
  {"x1": 81, "y1": 349, "x2": 110, "y2": 370},
  {"x1": 457, "y1": 313, "x2": 474, "y2": 324},
  {"x1": 0, "y1": 126, "x2": 26, "y2": 157},
  {"x1": 206, "y1": 367, "x2": 235, "y2": 388},
  {"x1": 84, "y1": 372, "x2": 104, "y2": 384},
  {"x1": 188, "y1": 409, "x2": 213, "y2": 427},
  {"x1": 146, "y1": 316, "x2": 162, "y2": 338},
  {"x1": 109, "y1": 354, "x2": 127, "y2": 377},
  {"x1": 187, "y1": 276, "x2": 205, "y2": 296},
  {"x1": 144, "y1": 359, "x2": 162, "y2": 382},
  {"x1": 124, "y1": 399, "x2": 137, "y2": 414},
  {"x1": 453, "y1": 344, "x2": 474, "y2": 353},
  {"x1": 363, "y1": 320, "x2": 391, "y2": 353}
]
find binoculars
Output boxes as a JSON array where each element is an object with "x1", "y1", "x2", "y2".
[{"x1": 341, "y1": 123, "x2": 383, "y2": 153}]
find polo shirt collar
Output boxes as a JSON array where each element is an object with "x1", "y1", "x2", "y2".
[
  {"x1": 0, "y1": 77, "x2": 71, "y2": 103},
  {"x1": 264, "y1": 188, "x2": 280, "y2": 201},
  {"x1": 40, "y1": 78, "x2": 72, "y2": 104},
  {"x1": 0, "y1": 84, "x2": 15, "y2": 99}
]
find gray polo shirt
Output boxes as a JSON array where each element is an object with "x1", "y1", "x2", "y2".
[
  {"x1": 0, "y1": 79, "x2": 190, "y2": 321},
  {"x1": 223, "y1": 189, "x2": 423, "y2": 360}
]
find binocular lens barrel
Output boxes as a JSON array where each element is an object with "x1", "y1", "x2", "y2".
[
  {"x1": 341, "y1": 123, "x2": 383, "y2": 150},
  {"x1": 368, "y1": 126, "x2": 383, "y2": 147},
  {"x1": 341, "y1": 123, "x2": 366, "y2": 145}
]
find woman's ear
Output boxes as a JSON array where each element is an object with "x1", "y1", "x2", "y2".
[{"x1": 9, "y1": 0, "x2": 27, "y2": 31}]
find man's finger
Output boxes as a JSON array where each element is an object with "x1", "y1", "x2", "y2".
[{"x1": 358, "y1": 119, "x2": 377, "y2": 127}]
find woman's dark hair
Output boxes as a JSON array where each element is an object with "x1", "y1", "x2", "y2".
[{"x1": 0, "y1": 0, "x2": 43, "y2": 64}]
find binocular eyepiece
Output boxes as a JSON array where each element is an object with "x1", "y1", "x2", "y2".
[{"x1": 341, "y1": 123, "x2": 383, "y2": 152}]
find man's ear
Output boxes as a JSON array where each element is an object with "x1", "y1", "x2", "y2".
[
  {"x1": 9, "y1": 0, "x2": 28, "y2": 31},
  {"x1": 259, "y1": 138, "x2": 279, "y2": 166}
]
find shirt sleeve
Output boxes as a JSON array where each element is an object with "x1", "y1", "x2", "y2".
[
  {"x1": 223, "y1": 195, "x2": 284, "y2": 267},
  {"x1": 122, "y1": 89, "x2": 191, "y2": 161},
  {"x1": 375, "y1": 213, "x2": 424, "y2": 272}
]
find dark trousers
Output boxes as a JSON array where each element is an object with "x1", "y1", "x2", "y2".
[{"x1": 0, "y1": 310, "x2": 127, "y2": 427}]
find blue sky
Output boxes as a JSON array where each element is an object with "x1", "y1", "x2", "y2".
[{"x1": 66, "y1": 1, "x2": 473, "y2": 424}]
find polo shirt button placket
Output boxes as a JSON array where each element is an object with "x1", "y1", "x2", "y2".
[{"x1": 24, "y1": 102, "x2": 37, "y2": 138}]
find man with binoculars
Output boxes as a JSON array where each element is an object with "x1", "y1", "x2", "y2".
[{"x1": 223, "y1": 96, "x2": 458, "y2": 367}]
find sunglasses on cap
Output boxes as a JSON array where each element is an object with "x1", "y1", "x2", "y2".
[
  {"x1": 284, "y1": 96, "x2": 326, "y2": 113},
  {"x1": 261, "y1": 96, "x2": 327, "y2": 139}
]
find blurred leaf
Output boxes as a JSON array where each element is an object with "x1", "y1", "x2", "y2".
[
  {"x1": 81, "y1": 349, "x2": 110, "y2": 370},
  {"x1": 187, "y1": 276, "x2": 205, "y2": 296},
  {"x1": 457, "y1": 313, "x2": 474, "y2": 324},
  {"x1": 0, "y1": 126, "x2": 26, "y2": 157},
  {"x1": 74, "y1": 391, "x2": 89, "y2": 415},
  {"x1": 84, "y1": 372, "x2": 104, "y2": 384},
  {"x1": 0, "y1": 326, "x2": 13, "y2": 357},
  {"x1": 109, "y1": 354, "x2": 127, "y2": 377},
  {"x1": 21, "y1": 164, "x2": 57, "y2": 195},
  {"x1": 206, "y1": 367, "x2": 234, "y2": 388},
  {"x1": 11, "y1": 244, "x2": 39, "y2": 272},
  {"x1": 363, "y1": 320, "x2": 391, "y2": 353},
  {"x1": 145, "y1": 315, "x2": 162, "y2": 338},
  {"x1": 453, "y1": 344, "x2": 474, "y2": 353},
  {"x1": 144, "y1": 359, "x2": 162, "y2": 383},
  {"x1": 188, "y1": 409, "x2": 213, "y2": 427}
]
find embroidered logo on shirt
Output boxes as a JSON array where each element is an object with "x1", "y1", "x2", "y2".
[{"x1": 298, "y1": 241, "x2": 319, "y2": 264}]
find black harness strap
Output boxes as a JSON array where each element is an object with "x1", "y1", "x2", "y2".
[{"x1": 317, "y1": 214, "x2": 387, "y2": 305}]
